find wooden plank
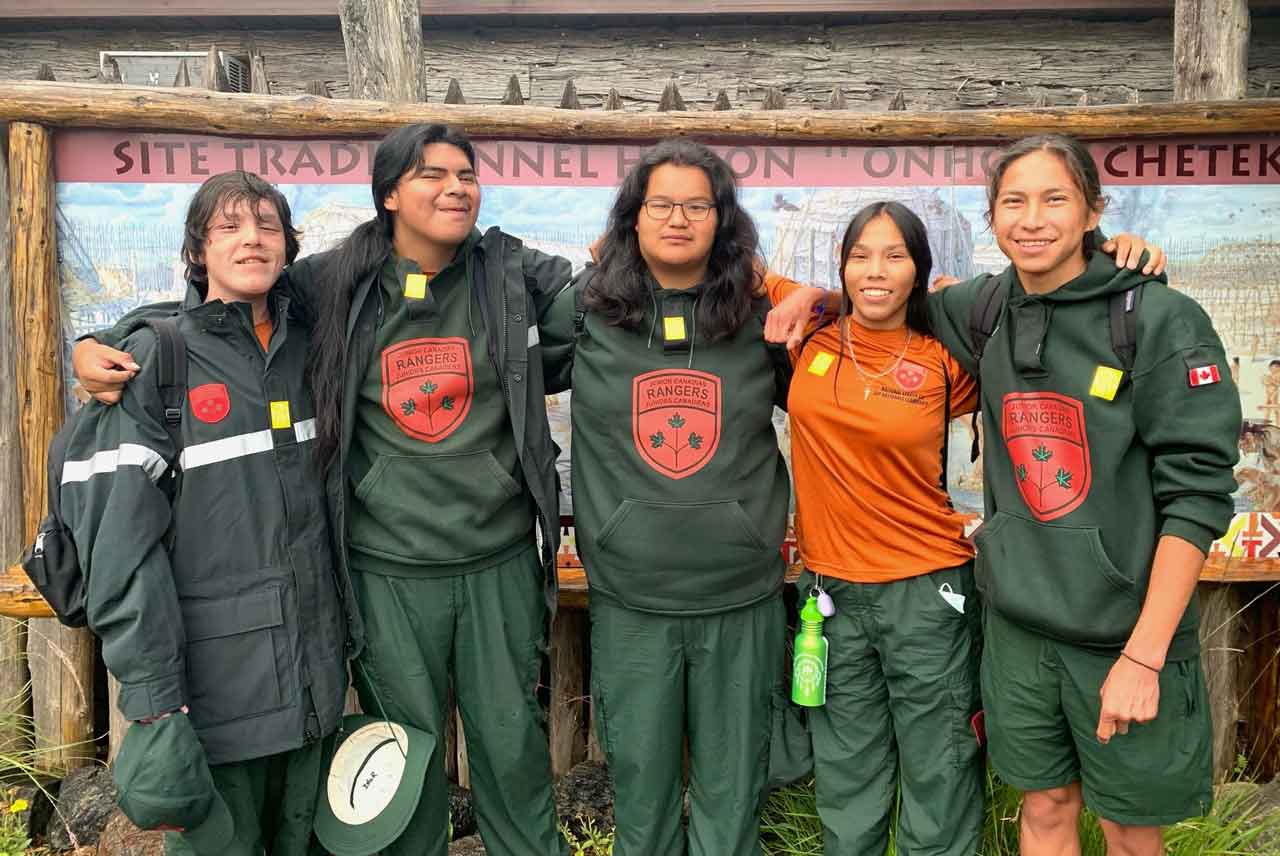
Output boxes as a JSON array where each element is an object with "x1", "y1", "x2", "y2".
[
  {"x1": 10, "y1": 121, "x2": 95, "y2": 771},
  {"x1": 106, "y1": 673, "x2": 127, "y2": 762},
  {"x1": 1241, "y1": 584, "x2": 1280, "y2": 779},
  {"x1": 0, "y1": 122, "x2": 33, "y2": 752},
  {"x1": 1175, "y1": 0, "x2": 1250, "y2": 101},
  {"x1": 1, "y1": 81, "x2": 1279, "y2": 142},
  {"x1": 0, "y1": 1, "x2": 1208, "y2": 18},
  {"x1": 1200, "y1": 583, "x2": 1244, "y2": 782},
  {"x1": 548, "y1": 609, "x2": 586, "y2": 776},
  {"x1": 339, "y1": 0, "x2": 424, "y2": 103}
]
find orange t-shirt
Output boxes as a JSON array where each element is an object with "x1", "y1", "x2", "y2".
[
  {"x1": 254, "y1": 318, "x2": 272, "y2": 351},
  {"x1": 765, "y1": 272, "x2": 978, "y2": 583}
]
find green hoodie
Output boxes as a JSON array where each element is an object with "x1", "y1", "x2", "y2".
[
  {"x1": 929, "y1": 251, "x2": 1240, "y2": 661},
  {"x1": 544, "y1": 273, "x2": 790, "y2": 615}
]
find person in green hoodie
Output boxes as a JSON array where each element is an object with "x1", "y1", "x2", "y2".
[
  {"x1": 539, "y1": 139, "x2": 792, "y2": 856},
  {"x1": 921, "y1": 135, "x2": 1239, "y2": 856}
]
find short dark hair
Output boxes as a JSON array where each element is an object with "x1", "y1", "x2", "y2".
[
  {"x1": 985, "y1": 134, "x2": 1108, "y2": 254},
  {"x1": 585, "y1": 138, "x2": 762, "y2": 342},
  {"x1": 182, "y1": 171, "x2": 300, "y2": 292}
]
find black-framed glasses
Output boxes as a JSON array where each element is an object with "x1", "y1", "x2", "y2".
[{"x1": 642, "y1": 199, "x2": 716, "y2": 222}]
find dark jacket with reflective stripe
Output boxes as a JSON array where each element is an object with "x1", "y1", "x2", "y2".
[
  {"x1": 63, "y1": 287, "x2": 350, "y2": 766},
  {"x1": 281, "y1": 227, "x2": 572, "y2": 642}
]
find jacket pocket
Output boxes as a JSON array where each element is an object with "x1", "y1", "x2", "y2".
[
  {"x1": 596, "y1": 498, "x2": 769, "y2": 575},
  {"x1": 182, "y1": 586, "x2": 288, "y2": 729},
  {"x1": 352, "y1": 450, "x2": 524, "y2": 564},
  {"x1": 973, "y1": 511, "x2": 1140, "y2": 646}
]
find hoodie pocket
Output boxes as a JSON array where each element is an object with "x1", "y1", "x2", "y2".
[
  {"x1": 352, "y1": 450, "x2": 524, "y2": 564},
  {"x1": 596, "y1": 498, "x2": 769, "y2": 575},
  {"x1": 973, "y1": 511, "x2": 1141, "y2": 646}
]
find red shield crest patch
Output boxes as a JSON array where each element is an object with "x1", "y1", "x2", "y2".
[
  {"x1": 895, "y1": 360, "x2": 928, "y2": 391},
  {"x1": 189, "y1": 383, "x2": 230, "y2": 424},
  {"x1": 381, "y1": 337, "x2": 473, "y2": 443},
  {"x1": 632, "y1": 369, "x2": 722, "y2": 480},
  {"x1": 1001, "y1": 391, "x2": 1092, "y2": 522}
]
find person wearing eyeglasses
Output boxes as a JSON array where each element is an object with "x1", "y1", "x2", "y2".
[{"x1": 539, "y1": 139, "x2": 793, "y2": 856}]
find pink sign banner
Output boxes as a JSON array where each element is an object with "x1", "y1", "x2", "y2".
[{"x1": 54, "y1": 130, "x2": 1280, "y2": 187}]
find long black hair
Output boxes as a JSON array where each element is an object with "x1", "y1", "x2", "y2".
[
  {"x1": 308, "y1": 123, "x2": 476, "y2": 475},
  {"x1": 985, "y1": 133, "x2": 1108, "y2": 255},
  {"x1": 824, "y1": 201, "x2": 933, "y2": 406},
  {"x1": 584, "y1": 138, "x2": 762, "y2": 342}
]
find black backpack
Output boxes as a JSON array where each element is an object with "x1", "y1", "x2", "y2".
[
  {"x1": 21, "y1": 317, "x2": 187, "y2": 627},
  {"x1": 965, "y1": 275, "x2": 1143, "y2": 460}
]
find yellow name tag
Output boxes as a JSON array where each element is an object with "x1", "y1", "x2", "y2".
[
  {"x1": 404, "y1": 273, "x2": 429, "y2": 300},
  {"x1": 663, "y1": 316, "x2": 687, "y2": 341},
  {"x1": 807, "y1": 351, "x2": 836, "y2": 376},
  {"x1": 1089, "y1": 365, "x2": 1124, "y2": 401},
  {"x1": 270, "y1": 400, "x2": 292, "y2": 429}
]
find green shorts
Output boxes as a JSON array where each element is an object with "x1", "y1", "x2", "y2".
[{"x1": 980, "y1": 608, "x2": 1213, "y2": 827}]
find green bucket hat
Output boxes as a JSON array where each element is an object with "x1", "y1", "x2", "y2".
[
  {"x1": 113, "y1": 714, "x2": 234, "y2": 855},
  {"x1": 315, "y1": 714, "x2": 435, "y2": 856}
]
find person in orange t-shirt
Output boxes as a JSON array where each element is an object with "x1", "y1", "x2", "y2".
[{"x1": 764, "y1": 201, "x2": 983, "y2": 856}]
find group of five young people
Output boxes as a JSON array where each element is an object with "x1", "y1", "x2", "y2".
[{"x1": 72, "y1": 123, "x2": 1240, "y2": 856}]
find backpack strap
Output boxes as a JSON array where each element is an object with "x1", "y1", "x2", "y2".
[
  {"x1": 940, "y1": 355, "x2": 952, "y2": 497},
  {"x1": 753, "y1": 297, "x2": 794, "y2": 410},
  {"x1": 1108, "y1": 284, "x2": 1144, "y2": 372},
  {"x1": 573, "y1": 274, "x2": 588, "y2": 338},
  {"x1": 967, "y1": 274, "x2": 1004, "y2": 367},
  {"x1": 141, "y1": 317, "x2": 187, "y2": 452}
]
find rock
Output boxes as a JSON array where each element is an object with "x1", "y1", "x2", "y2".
[
  {"x1": 94, "y1": 808, "x2": 164, "y2": 856},
  {"x1": 10, "y1": 779, "x2": 58, "y2": 842},
  {"x1": 45, "y1": 766, "x2": 116, "y2": 850},
  {"x1": 449, "y1": 783, "x2": 476, "y2": 839},
  {"x1": 448, "y1": 834, "x2": 487, "y2": 855},
  {"x1": 554, "y1": 761, "x2": 614, "y2": 836}
]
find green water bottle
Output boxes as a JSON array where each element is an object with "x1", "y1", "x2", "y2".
[{"x1": 791, "y1": 595, "x2": 828, "y2": 707}]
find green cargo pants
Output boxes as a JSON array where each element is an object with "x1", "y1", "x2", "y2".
[
  {"x1": 589, "y1": 592, "x2": 785, "y2": 856},
  {"x1": 165, "y1": 739, "x2": 328, "y2": 856},
  {"x1": 351, "y1": 546, "x2": 565, "y2": 856},
  {"x1": 799, "y1": 565, "x2": 983, "y2": 856}
]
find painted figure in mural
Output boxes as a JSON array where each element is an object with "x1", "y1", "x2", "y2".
[
  {"x1": 759, "y1": 200, "x2": 987, "y2": 856},
  {"x1": 61, "y1": 171, "x2": 354, "y2": 856},
  {"x1": 538, "y1": 139, "x2": 793, "y2": 856},
  {"x1": 73, "y1": 125, "x2": 574, "y2": 856}
]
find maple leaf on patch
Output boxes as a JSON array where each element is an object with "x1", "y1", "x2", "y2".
[
  {"x1": 400, "y1": 399, "x2": 416, "y2": 416},
  {"x1": 1054, "y1": 468, "x2": 1073, "y2": 490},
  {"x1": 441, "y1": 396, "x2": 455, "y2": 410},
  {"x1": 1031, "y1": 445, "x2": 1053, "y2": 463},
  {"x1": 420, "y1": 381, "x2": 438, "y2": 395},
  {"x1": 667, "y1": 413, "x2": 687, "y2": 429},
  {"x1": 688, "y1": 432, "x2": 703, "y2": 449},
  {"x1": 650, "y1": 432, "x2": 666, "y2": 449},
  {"x1": 1016, "y1": 463, "x2": 1028, "y2": 482}
]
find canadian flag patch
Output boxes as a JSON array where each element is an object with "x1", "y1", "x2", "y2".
[{"x1": 1188, "y1": 365, "x2": 1221, "y2": 387}]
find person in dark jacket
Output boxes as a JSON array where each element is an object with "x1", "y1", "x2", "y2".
[
  {"x1": 74, "y1": 125, "x2": 571, "y2": 856},
  {"x1": 61, "y1": 171, "x2": 352, "y2": 856}
]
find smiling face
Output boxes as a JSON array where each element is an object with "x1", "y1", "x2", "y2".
[
  {"x1": 842, "y1": 213, "x2": 917, "y2": 330},
  {"x1": 992, "y1": 149, "x2": 1103, "y2": 293},
  {"x1": 635, "y1": 163, "x2": 719, "y2": 287},
  {"x1": 200, "y1": 196, "x2": 287, "y2": 308},
  {"x1": 384, "y1": 142, "x2": 481, "y2": 265}
]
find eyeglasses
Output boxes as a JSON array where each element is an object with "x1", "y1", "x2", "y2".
[{"x1": 642, "y1": 199, "x2": 716, "y2": 222}]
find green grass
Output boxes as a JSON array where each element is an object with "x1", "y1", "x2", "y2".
[{"x1": 759, "y1": 769, "x2": 1280, "y2": 856}]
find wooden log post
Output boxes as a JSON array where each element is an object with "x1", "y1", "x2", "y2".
[
  {"x1": 501, "y1": 75, "x2": 524, "y2": 107},
  {"x1": 558, "y1": 80, "x2": 582, "y2": 111},
  {"x1": 548, "y1": 611, "x2": 586, "y2": 776},
  {"x1": 1175, "y1": 0, "x2": 1250, "y2": 101},
  {"x1": 658, "y1": 81, "x2": 686, "y2": 112},
  {"x1": 713, "y1": 90, "x2": 733, "y2": 111},
  {"x1": 0, "y1": 129, "x2": 32, "y2": 755},
  {"x1": 172, "y1": 58, "x2": 193, "y2": 89},
  {"x1": 10, "y1": 122, "x2": 94, "y2": 770},
  {"x1": 1174, "y1": 0, "x2": 1252, "y2": 783},
  {"x1": 339, "y1": 0, "x2": 424, "y2": 103},
  {"x1": 249, "y1": 53, "x2": 271, "y2": 95},
  {"x1": 444, "y1": 78, "x2": 466, "y2": 105},
  {"x1": 202, "y1": 45, "x2": 229, "y2": 93}
]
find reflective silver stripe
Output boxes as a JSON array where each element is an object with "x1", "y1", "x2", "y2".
[
  {"x1": 61, "y1": 443, "x2": 168, "y2": 485},
  {"x1": 527, "y1": 325, "x2": 540, "y2": 348},
  {"x1": 294, "y1": 418, "x2": 317, "y2": 443},
  {"x1": 179, "y1": 429, "x2": 273, "y2": 471}
]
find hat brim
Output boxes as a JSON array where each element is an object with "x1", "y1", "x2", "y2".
[
  {"x1": 315, "y1": 714, "x2": 435, "y2": 856},
  {"x1": 171, "y1": 784, "x2": 235, "y2": 856}
]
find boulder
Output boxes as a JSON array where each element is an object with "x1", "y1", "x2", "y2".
[
  {"x1": 449, "y1": 783, "x2": 476, "y2": 839},
  {"x1": 554, "y1": 761, "x2": 614, "y2": 836},
  {"x1": 45, "y1": 766, "x2": 116, "y2": 850},
  {"x1": 93, "y1": 808, "x2": 164, "y2": 856},
  {"x1": 448, "y1": 833, "x2": 487, "y2": 855}
]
